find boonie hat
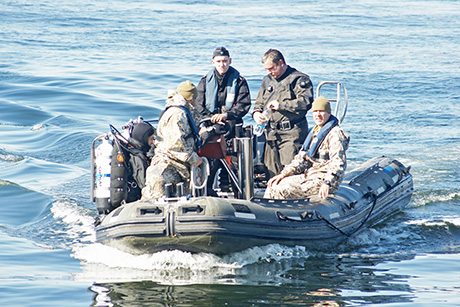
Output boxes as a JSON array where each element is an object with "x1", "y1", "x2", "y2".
[
  {"x1": 177, "y1": 80, "x2": 198, "y2": 101},
  {"x1": 213, "y1": 46, "x2": 230, "y2": 58},
  {"x1": 312, "y1": 96, "x2": 331, "y2": 114}
]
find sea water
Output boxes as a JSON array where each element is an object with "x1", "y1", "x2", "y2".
[{"x1": 1, "y1": 0, "x2": 460, "y2": 306}]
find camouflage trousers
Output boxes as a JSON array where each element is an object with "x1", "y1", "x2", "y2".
[
  {"x1": 141, "y1": 160, "x2": 190, "y2": 200},
  {"x1": 263, "y1": 174, "x2": 332, "y2": 199}
]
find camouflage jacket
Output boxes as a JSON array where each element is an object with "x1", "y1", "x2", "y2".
[
  {"x1": 280, "y1": 126, "x2": 350, "y2": 189},
  {"x1": 152, "y1": 92, "x2": 201, "y2": 180}
]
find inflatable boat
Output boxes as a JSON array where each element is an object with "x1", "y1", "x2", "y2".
[{"x1": 91, "y1": 82, "x2": 414, "y2": 255}]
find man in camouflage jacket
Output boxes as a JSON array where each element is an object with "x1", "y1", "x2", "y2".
[
  {"x1": 142, "y1": 81, "x2": 208, "y2": 200},
  {"x1": 264, "y1": 97, "x2": 349, "y2": 199}
]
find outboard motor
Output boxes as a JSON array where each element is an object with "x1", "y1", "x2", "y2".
[{"x1": 92, "y1": 136, "x2": 113, "y2": 214}]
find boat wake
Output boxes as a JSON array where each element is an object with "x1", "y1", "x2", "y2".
[{"x1": 72, "y1": 240, "x2": 311, "y2": 285}]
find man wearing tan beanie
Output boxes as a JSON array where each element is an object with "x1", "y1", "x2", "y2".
[
  {"x1": 142, "y1": 80, "x2": 209, "y2": 199},
  {"x1": 177, "y1": 80, "x2": 198, "y2": 101},
  {"x1": 264, "y1": 96, "x2": 349, "y2": 199}
]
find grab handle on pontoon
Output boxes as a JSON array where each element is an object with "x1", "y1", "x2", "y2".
[{"x1": 316, "y1": 81, "x2": 348, "y2": 124}]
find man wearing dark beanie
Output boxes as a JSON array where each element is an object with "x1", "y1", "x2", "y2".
[
  {"x1": 195, "y1": 46, "x2": 251, "y2": 195},
  {"x1": 131, "y1": 122, "x2": 155, "y2": 151},
  {"x1": 128, "y1": 122, "x2": 156, "y2": 191}
]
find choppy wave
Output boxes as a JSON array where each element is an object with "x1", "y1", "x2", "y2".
[{"x1": 0, "y1": 181, "x2": 52, "y2": 227}]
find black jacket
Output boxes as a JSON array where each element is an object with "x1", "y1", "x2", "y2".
[
  {"x1": 254, "y1": 65, "x2": 313, "y2": 126},
  {"x1": 196, "y1": 68, "x2": 251, "y2": 124}
]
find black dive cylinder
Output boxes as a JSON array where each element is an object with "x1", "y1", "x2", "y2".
[{"x1": 110, "y1": 142, "x2": 128, "y2": 210}]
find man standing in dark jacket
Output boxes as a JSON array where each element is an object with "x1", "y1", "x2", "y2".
[
  {"x1": 253, "y1": 49, "x2": 314, "y2": 179},
  {"x1": 196, "y1": 46, "x2": 251, "y2": 194}
]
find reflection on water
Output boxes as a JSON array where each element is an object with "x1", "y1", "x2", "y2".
[{"x1": 89, "y1": 253, "x2": 414, "y2": 306}]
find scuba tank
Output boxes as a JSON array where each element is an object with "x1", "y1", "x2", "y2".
[
  {"x1": 93, "y1": 136, "x2": 113, "y2": 215},
  {"x1": 91, "y1": 118, "x2": 156, "y2": 215}
]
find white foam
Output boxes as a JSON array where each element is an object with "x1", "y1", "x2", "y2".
[
  {"x1": 0, "y1": 153, "x2": 24, "y2": 163},
  {"x1": 348, "y1": 228, "x2": 382, "y2": 246},
  {"x1": 407, "y1": 217, "x2": 460, "y2": 227},
  {"x1": 31, "y1": 123, "x2": 46, "y2": 131},
  {"x1": 51, "y1": 198, "x2": 96, "y2": 243},
  {"x1": 72, "y1": 242, "x2": 311, "y2": 284},
  {"x1": 223, "y1": 244, "x2": 309, "y2": 266},
  {"x1": 72, "y1": 243, "x2": 241, "y2": 284},
  {"x1": 411, "y1": 191, "x2": 460, "y2": 208}
]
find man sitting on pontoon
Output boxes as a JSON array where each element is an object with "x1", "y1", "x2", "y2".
[{"x1": 264, "y1": 97, "x2": 350, "y2": 199}]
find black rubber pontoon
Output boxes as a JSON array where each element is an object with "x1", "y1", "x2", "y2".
[{"x1": 95, "y1": 156, "x2": 413, "y2": 255}]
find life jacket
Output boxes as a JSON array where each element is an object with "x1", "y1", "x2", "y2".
[
  {"x1": 301, "y1": 115, "x2": 339, "y2": 159},
  {"x1": 205, "y1": 66, "x2": 240, "y2": 113}
]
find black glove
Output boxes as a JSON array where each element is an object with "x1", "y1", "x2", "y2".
[{"x1": 212, "y1": 123, "x2": 229, "y2": 135}]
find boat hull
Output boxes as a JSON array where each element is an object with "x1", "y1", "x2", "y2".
[{"x1": 96, "y1": 156, "x2": 413, "y2": 255}]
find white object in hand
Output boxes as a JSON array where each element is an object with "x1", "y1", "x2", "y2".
[{"x1": 254, "y1": 109, "x2": 269, "y2": 136}]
